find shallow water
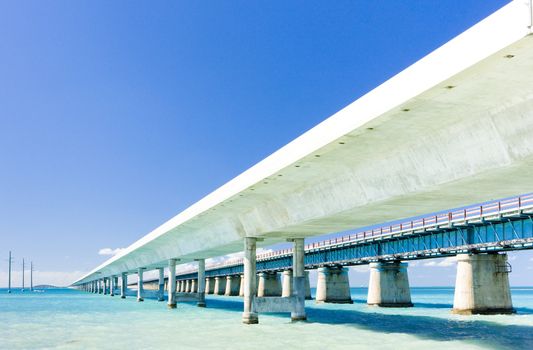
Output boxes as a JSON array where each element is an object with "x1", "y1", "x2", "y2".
[{"x1": 1, "y1": 287, "x2": 532, "y2": 349}]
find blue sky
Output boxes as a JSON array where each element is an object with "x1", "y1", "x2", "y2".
[{"x1": 3, "y1": 0, "x2": 531, "y2": 287}]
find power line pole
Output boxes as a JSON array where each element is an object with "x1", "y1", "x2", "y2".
[
  {"x1": 8, "y1": 251, "x2": 12, "y2": 293},
  {"x1": 21, "y1": 258, "x2": 25, "y2": 292},
  {"x1": 30, "y1": 261, "x2": 34, "y2": 292}
]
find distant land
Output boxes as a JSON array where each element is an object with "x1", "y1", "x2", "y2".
[{"x1": 33, "y1": 285, "x2": 61, "y2": 289}]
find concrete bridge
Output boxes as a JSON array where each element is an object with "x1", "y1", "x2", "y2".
[
  {"x1": 74, "y1": 1, "x2": 533, "y2": 324},
  {"x1": 82, "y1": 193, "x2": 531, "y2": 315}
]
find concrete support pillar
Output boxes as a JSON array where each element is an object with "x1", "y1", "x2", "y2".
[
  {"x1": 242, "y1": 237, "x2": 258, "y2": 324},
  {"x1": 214, "y1": 276, "x2": 226, "y2": 295},
  {"x1": 191, "y1": 279, "x2": 197, "y2": 293},
  {"x1": 137, "y1": 268, "x2": 145, "y2": 302},
  {"x1": 225, "y1": 275, "x2": 241, "y2": 296},
  {"x1": 305, "y1": 271, "x2": 312, "y2": 300},
  {"x1": 316, "y1": 266, "x2": 352, "y2": 304},
  {"x1": 97, "y1": 279, "x2": 101, "y2": 294},
  {"x1": 205, "y1": 278, "x2": 214, "y2": 294},
  {"x1": 367, "y1": 261, "x2": 413, "y2": 307},
  {"x1": 257, "y1": 272, "x2": 282, "y2": 297},
  {"x1": 168, "y1": 259, "x2": 177, "y2": 308},
  {"x1": 291, "y1": 238, "x2": 307, "y2": 321},
  {"x1": 452, "y1": 253, "x2": 514, "y2": 315},
  {"x1": 103, "y1": 278, "x2": 108, "y2": 295},
  {"x1": 114, "y1": 276, "x2": 119, "y2": 294},
  {"x1": 280, "y1": 270, "x2": 311, "y2": 298},
  {"x1": 157, "y1": 268, "x2": 165, "y2": 301},
  {"x1": 121, "y1": 273, "x2": 127, "y2": 299},
  {"x1": 282, "y1": 270, "x2": 292, "y2": 297},
  {"x1": 110, "y1": 276, "x2": 115, "y2": 296},
  {"x1": 176, "y1": 280, "x2": 181, "y2": 292},
  {"x1": 239, "y1": 274, "x2": 245, "y2": 297},
  {"x1": 197, "y1": 259, "x2": 206, "y2": 307},
  {"x1": 185, "y1": 280, "x2": 190, "y2": 293}
]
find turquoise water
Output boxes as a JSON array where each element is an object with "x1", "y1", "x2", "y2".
[{"x1": 1, "y1": 288, "x2": 533, "y2": 349}]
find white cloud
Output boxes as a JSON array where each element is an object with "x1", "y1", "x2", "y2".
[
  {"x1": 98, "y1": 247, "x2": 125, "y2": 256},
  {"x1": 423, "y1": 256, "x2": 456, "y2": 267}
]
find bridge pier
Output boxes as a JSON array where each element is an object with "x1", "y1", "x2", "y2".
[
  {"x1": 257, "y1": 272, "x2": 282, "y2": 297},
  {"x1": 110, "y1": 276, "x2": 115, "y2": 296},
  {"x1": 316, "y1": 266, "x2": 352, "y2": 304},
  {"x1": 197, "y1": 259, "x2": 206, "y2": 307},
  {"x1": 282, "y1": 270, "x2": 292, "y2": 297},
  {"x1": 119, "y1": 275, "x2": 126, "y2": 298},
  {"x1": 282, "y1": 270, "x2": 312, "y2": 299},
  {"x1": 452, "y1": 253, "x2": 514, "y2": 315},
  {"x1": 137, "y1": 268, "x2": 145, "y2": 302},
  {"x1": 225, "y1": 275, "x2": 240, "y2": 296},
  {"x1": 157, "y1": 268, "x2": 165, "y2": 301},
  {"x1": 214, "y1": 276, "x2": 226, "y2": 295},
  {"x1": 168, "y1": 259, "x2": 177, "y2": 308},
  {"x1": 367, "y1": 261, "x2": 413, "y2": 307},
  {"x1": 191, "y1": 279, "x2": 197, "y2": 293},
  {"x1": 242, "y1": 237, "x2": 258, "y2": 324},
  {"x1": 205, "y1": 277, "x2": 214, "y2": 294},
  {"x1": 103, "y1": 278, "x2": 108, "y2": 295},
  {"x1": 239, "y1": 274, "x2": 245, "y2": 297},
  {"x1": 185, "y1": 279, "x2": 191, "y2": 293},
  {"x1": 304, "y1": 271, "x2": 312, "y2": 300},
  {"x1": 291, "y1": 237, "x2": 307, "y2": 321}
]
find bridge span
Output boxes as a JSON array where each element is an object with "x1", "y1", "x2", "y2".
[
  {"x1": 113, "y1": 193, "x2": 530, "y2": 314},
  {"x1": 74, "y1": 1, "x2": 533, "y2": 323}
]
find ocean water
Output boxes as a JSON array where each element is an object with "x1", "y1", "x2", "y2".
[{"x1": 1, "y1": 287, "x2": 533, "y2": 350}]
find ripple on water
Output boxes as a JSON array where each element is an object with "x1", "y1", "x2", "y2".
[{"x1": 1, "y1": 288, "x2": 532, "y2": 350}]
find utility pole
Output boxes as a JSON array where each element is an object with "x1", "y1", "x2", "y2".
[
  {"x1": 21, "y1": 258, "x2": 25, "y2": 292},
  {"x1": 30, "y1": 261, "x2": 34, "y2": 292},
  {"x1": 8, "y1": 251, "x2": 12, "y2": 293}
]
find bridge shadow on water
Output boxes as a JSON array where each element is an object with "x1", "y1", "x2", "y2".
[
  {"x1": 203, "y1": 297, "x2": 533, "y2": 350},
  {"x1": 351, "y1": 297, "x2": 533, "y2": 314}
]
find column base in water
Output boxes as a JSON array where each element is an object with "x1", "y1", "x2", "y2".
[
  {"x1": 315, "y1": 266, "x2": 352, "y2": 304},
  {"x1": 367, "y1": 261, "x2": 413, "y2": 307},
  {"x1": 257, "y1": 272, "x2": 282, "y2": 297},
  {"x1": 452, "y1": 253, "x2": 515, "y2": 315},
  {"x1": 242, "y1": 312, "x2": 259, "y2": 325}
]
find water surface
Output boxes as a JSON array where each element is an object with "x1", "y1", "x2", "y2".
[{"x1": 1, "y1": 287, "x2": 532, "y2": 349}]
